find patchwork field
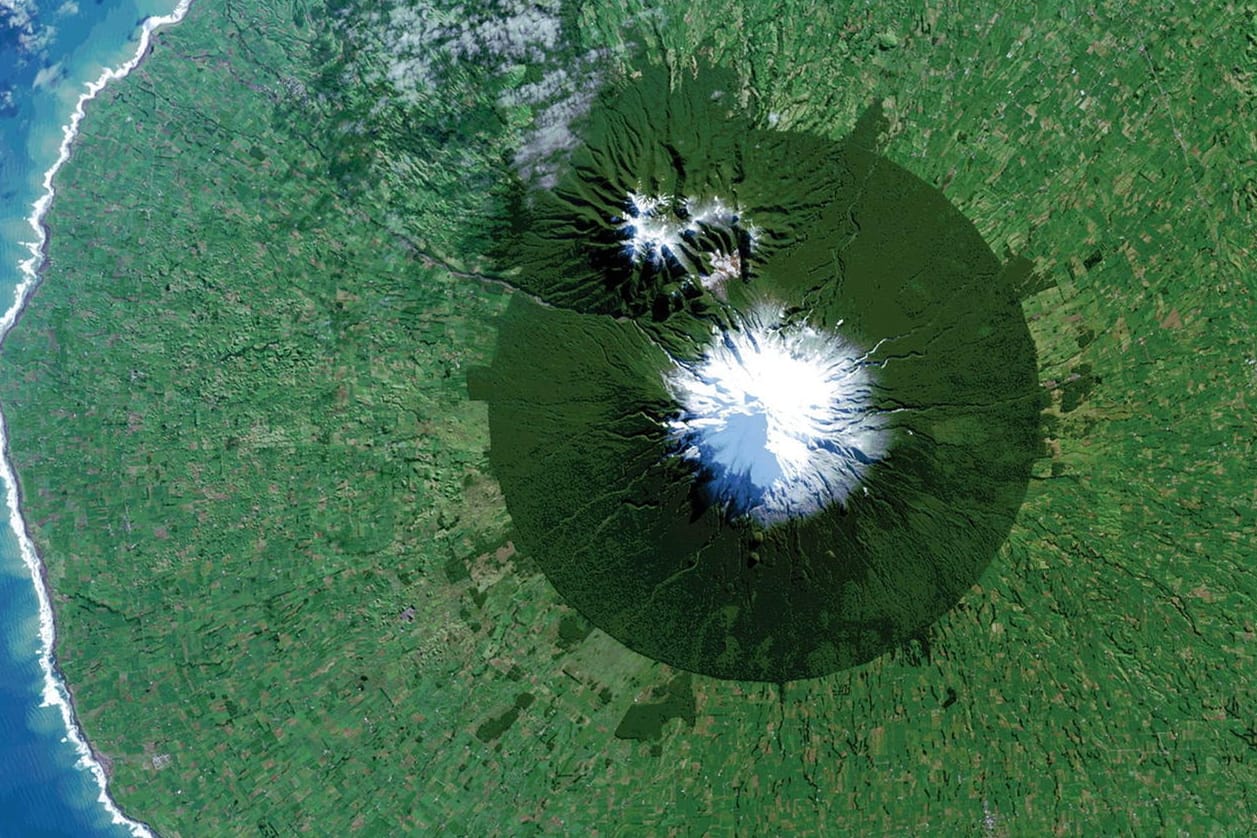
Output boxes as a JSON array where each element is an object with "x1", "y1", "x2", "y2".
[{"x1": 0, "y1": 0, "x2": 1252, "y2": 834}]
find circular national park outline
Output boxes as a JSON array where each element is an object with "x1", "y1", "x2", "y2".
[{"x1": 472, "y1": 64, "x2": 1042, "y2": 682}]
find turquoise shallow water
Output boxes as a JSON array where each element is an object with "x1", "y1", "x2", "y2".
[{"x1": 1, "y1": 0, "x2": 180, "y2": 834}]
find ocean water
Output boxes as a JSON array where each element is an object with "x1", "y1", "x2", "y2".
[{"x1": 0, "y1": 0, "x2": 182, "y2": 834}]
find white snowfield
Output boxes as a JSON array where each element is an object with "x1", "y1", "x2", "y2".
[{"x1": 665, "y1": 304, "x2": 889, "y2": 525}]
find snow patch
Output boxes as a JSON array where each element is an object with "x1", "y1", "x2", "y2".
[{"x1": 666, "y1": 305, "x2": 889, "y2": 524}]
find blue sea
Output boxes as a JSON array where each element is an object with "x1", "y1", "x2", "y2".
[{"x1": 0, "y1": 0, "x2": 182, "y2": 834}]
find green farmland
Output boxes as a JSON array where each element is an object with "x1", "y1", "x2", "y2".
[{"x1": 0, "y1": 0, "x2": 1253, "y2": 834}]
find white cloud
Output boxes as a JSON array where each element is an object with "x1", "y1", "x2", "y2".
[
  {"x1": 509, "y1": 57, "x2": 603, "y2": 188},
  {"x1": 374, "y1": 0, "x2": 563, "y2": 98},
  {"x1": 359, "y1": 0, "x2": 606, "y2": 188},
  {"x1": 1, "y1": 0, "x2": 55, "y2": 60},
  {"x1": 32, "y1": 61, "x2": 63, "y2": 90}
]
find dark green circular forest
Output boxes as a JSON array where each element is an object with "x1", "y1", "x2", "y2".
[{"x1": 474, "y1": 65, "x2": 1045, "y2": 682}]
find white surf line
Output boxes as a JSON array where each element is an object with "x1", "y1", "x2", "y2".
[{"x1": 0, "y1": 0, "x2": 192, "y2": 835}]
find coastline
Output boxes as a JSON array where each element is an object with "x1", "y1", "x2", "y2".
[{"x1": 0, "y1": 0, "x2": 193, "y2": 835}]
